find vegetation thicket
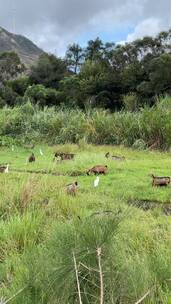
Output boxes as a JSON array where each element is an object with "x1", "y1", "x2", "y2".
[{"x1": 0, "y1": 96, "x2": 170, "y2": 150}]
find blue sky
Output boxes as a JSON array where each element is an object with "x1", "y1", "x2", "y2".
[{"x1": 76, "y1": 24, "x2": 135, "y2": 48}]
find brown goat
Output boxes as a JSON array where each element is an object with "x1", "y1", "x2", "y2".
[
  {"x1": 28, "y1": 153, "x2": 35, "y2": 163},
  {"x1": 151, "y1": 174, "x2": 170, "y2": 187},
  {"x1": 105, "y1": 152, "x2": 125, "y2": 161},
  {"x1": 87, "y1": 165, "x2": 108, "y2": 175},
  {"x1": 66, "y1": 181, "x2": 78, "y2": 196},
  {"x1": 54, "y1": 152, "x2": 75, "y2": 161}
]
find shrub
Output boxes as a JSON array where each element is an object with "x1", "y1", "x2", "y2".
[
  {"x1": 132, "y1": 139, "x2": 147, "y2": 150},
  {"x1": 0, "y1": 136, "x2": 21, "y2": 147}
]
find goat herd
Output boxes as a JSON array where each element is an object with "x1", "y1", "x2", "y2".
[
  {"x1": 30, "y1": 150, "x2": 171, "y2": 195},
  {"x1": 0, "y1": 149, "x2": 170, "y2": 196}
]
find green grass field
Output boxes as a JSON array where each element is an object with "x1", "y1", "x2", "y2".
[{"x1": 0, "y1": 144, "x2": 171, "y2": 303}]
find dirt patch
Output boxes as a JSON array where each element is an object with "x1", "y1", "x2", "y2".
[
  {"x1": 69, "y1": 170, "x2": 86, "y2": 177},
  {"x1": 128, "y1": 199, "x2": 171, "y2": 215},
  {"x1": 90, "y1": 210, "x2": 114, "y2": 217},
  {"x1": 11, "y1": 169, "x2": 85, "y2": 177}
]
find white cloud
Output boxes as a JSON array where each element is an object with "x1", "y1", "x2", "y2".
[
  {"x1": 127, "y1": 18, "x2": 163, "y2": 42},
  {"x1": 0, "y1": 0, "x2": 171, "y2": 54}
]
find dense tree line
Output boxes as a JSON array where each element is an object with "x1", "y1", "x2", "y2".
[{"x1": 0, "y1": 29, "x2": 171, "y2": 110}]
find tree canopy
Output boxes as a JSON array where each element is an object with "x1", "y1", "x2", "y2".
[
  {"x1": 1, "y1": 28, "x2": 171, "y2": 110},
  {"x1": 30, "y1": 53, "x2": 68, "y2": 89}
]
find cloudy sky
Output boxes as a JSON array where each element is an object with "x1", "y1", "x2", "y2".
[{"x1": 0, "y1": 0, "x2": 171, "y2": 56}]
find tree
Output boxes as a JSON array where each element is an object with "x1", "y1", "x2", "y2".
[
  {"x1": 65, "y1": 43, "x2": 84, "y2": 73},
  {"x1": 79, "y1": 60, "x2": 122, "y2": 109},
  {"x1": 30, "y1": 53, "x2": 68, "y2": 89},
  {"x1": 59, "y1": 75, "x2": 82, "y2": 107},
  {"x1": 150, "y1": 53, "x2": 171, "y2": 94},
  {"x1": 85, "y1": 37, "x2": 104, "y2": 61},
  {"x1": 103, "y1": 42, "x2": 115, "y2": 64},
  {"x1": 122, "y1": 62, "x2": 145, "y2": 92},
  {"x1": 138, "y1": 53, "x2": 171, "y2": 96},
  {"x1": 156, "y1": 30, "x2": 171, "y2": 53},
  {"x1": 0, "y1": 52, "x2": 25, "y2": 84}
]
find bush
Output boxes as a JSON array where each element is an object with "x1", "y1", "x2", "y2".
[
  {"x1": 0, "y1": 85, "x2": 18, "y2": 106},
  {"x1": 132, "y1": 139, "x2": 147, "y2": 150},
  {"x1": 0, "y1": 96, "x2": 6, "y2": 108},
  {"x1": 0, "y1": 136, "x2": 21, "y2": 147},
  {"x1": 24, "y1": 84, "x2": 61, "y2": 107},
  {"x1": 6, "y1": 77, "x2": 30, "y2": 96}
]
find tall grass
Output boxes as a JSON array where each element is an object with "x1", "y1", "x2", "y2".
[
  {"x1": 0, "y1": 96, "x2": 170, "y2": 149},
  {"x1": 5, "y1": 211, "x2": 171, "y2": 304}
]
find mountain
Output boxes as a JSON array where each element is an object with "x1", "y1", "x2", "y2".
[{"x1": 0, "y1": 27, "x2": 44, "y2": 67}]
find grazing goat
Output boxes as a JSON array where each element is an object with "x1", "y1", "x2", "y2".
[
  {"x1": 28, "y1": 153, "x2": 35, "y2": 163},
  {"x1": 0, "y1": 164, "x2": 9, "y2": 173},
  {"x1": 87, "y1": 165, "x2": 108, "y2": 175},
  {"x1": 54, "y1": 152, "x2": 75, "y2": 161},
  {"x1": 66, "y1": 181, "x2": 78, "y2": 196},
  {"x1": 105, "y1": 152, "x2": 125, "y2": 161},
  {"x1": 151, "y1": 174, "x2": 170, "y2": 187}
]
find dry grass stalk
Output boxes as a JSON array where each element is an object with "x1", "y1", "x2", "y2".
[
  {"x1": 73, "y1": 251, "x2": 82, "y2": 304},
  {"x1": 97, "y1": 247, "x2": 104, "y2": 304},
  {"x1": 134, "y1": 287, "x2": 154, "y2": 304}
]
